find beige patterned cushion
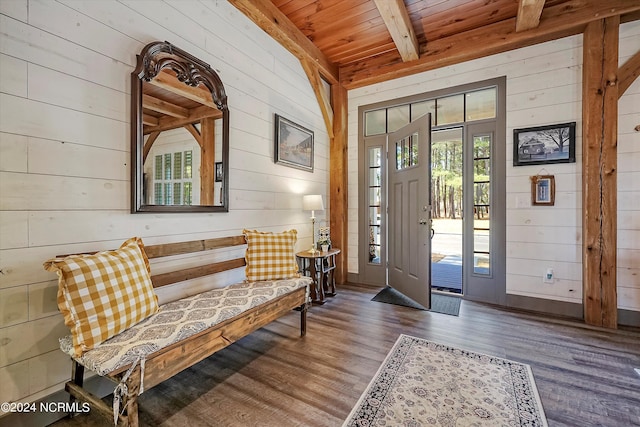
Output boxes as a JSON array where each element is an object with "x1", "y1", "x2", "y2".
[
  {"x1": 243, "y1": 229, "x2": 300, "y2": 281},
  {"x1": 59, "y1": 278, "x2": 311, "y2": 375},
  {"x1": 44, "y1": 237, "x2": 159, "y2": 357}
]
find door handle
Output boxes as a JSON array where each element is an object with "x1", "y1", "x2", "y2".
[{"x1": 419, "y1": 219, "x2": 428, "y2": 224}]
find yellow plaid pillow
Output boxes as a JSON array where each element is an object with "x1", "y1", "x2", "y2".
[
  {"x1": 44, "y1": 237, "x2": 158, "y2": 357},
  {"x1": 243, "y1": 229, "x2": 300, "y2": 282}
]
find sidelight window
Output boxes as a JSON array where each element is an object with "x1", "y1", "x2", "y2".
[
  {"x1": 368, "y1": 146, "x2": 383, "y2": 264},
  {"x1": 472, "y1": 135, "x2": 491, "y2": 274}
]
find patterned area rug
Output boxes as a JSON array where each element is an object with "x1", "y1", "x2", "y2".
[{"x1": 343, "y1": 335, "x2": 548, "y2": 426}]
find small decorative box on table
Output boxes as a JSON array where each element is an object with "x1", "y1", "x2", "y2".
[{"x1": 296, "y1": 248, "x2": 340, "y2": 304}]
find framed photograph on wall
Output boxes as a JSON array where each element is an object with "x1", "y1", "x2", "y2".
[
  {"x1": 274, "y1": 114, "x2": 314, "y2": 172},
  {"x1": 531, "y1": 175, "x2": 555, "y2": 206},
  {"x1": 513, "y1": 122, "x2": 576, "y2": 166}
]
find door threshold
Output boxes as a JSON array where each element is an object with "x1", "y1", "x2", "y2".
[{"x1": 432, "y1": 289, "x2": 463, "y2": 297}]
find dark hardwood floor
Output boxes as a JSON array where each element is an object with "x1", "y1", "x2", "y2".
[{"x1": 51, "y1": 283, "x2": 640, "y2": 427}]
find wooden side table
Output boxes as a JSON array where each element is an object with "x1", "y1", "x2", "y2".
[{"x1": 296, "y1": 248, "x2": 341, "y2": 305}]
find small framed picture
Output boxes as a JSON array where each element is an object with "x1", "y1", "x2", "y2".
[
  {"x1": 514, "y1": 122, "x2": 576, "y2": 166},
  {"x1": 274, "y1": 114, "x2": 314, "y2": 172},
  {"x1": 215, "y1": 162, "x2": 223, "y2": 182},
  {"x1": 531, "y1": 175, "x2": 555, "y2": 206}
]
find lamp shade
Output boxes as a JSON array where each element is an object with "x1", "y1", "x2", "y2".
[{"x1": 302, "y1": 194, "x2": 324, "y2": 211}]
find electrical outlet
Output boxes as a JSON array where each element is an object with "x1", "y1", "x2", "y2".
[{"x1": 543, "y1": 268, "x2": 554, "y2": 283}]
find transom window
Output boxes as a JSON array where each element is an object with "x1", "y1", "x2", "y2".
[{"x1": 364, "y1": 87, "x2": 497, "y2": 136}]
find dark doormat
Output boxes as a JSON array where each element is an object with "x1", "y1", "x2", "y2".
[{"x1": 372, "y1": 287, "x2": 461, "y2": 316}]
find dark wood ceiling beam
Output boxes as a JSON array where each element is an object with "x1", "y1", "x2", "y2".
[
  {"x1": 142, "y1": 94, "x2": 189, "y2": 118},
  {"x1": 144, "y1": 106, "x2": 222, "y2": 134},
  {"x1": 143, "y1": 113, "x2": 158, "y2": 127},
  {"x1": 516, "y1": 0, "x2": 546, "y2": 32},
  {"x1": 372, "y1": 0, "x2": 419, "y2": 61},
  {"x1": 340, "y1": 0, "x2": 640, "y2": 89},
  {"x1": 622, "y1": 10, "x2": 640, "y2": 24},
  {"x1": 229, "y1": 0, "x2": 342, "y2": 141},
  {"x1": 228, "y1": 0, "x2": 338, "y2": 84},
  {"x1": 618, "y1": 50, "x2": 640, "y2": 98},
  {"x1": 300, "y1": 59, "x2": 334, "y2": 138}
]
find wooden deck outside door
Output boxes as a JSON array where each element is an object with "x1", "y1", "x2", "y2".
[{"x1": 387, "y1": 115, "x2": 432, "y2": 309}]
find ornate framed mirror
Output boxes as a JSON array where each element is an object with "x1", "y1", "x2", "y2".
[{"x1": 131, "y1": 41, "x2": 229, "y2": 213}]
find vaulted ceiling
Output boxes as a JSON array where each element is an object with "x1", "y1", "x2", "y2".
[
  {"x1": 229, "y1": 1, "x2": 640, "y2": 329},
  {"x1": 231, "y1": 0, "x2": 640, "y2": 89}
]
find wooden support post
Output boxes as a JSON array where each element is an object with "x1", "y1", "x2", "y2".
[
  {"x1": 581, "y1": 16, "x2": 619, "y2": 329},
  {"x1": 330, "y1": 83, "x2": 348, "y2": 284},
  {"x1": 200, "y1": 117, "x2": 215, "y2": 205}
]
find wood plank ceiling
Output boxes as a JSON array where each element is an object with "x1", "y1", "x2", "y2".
[{"x1": 269, "y1": 0, "x2": 640, "y2": 89}]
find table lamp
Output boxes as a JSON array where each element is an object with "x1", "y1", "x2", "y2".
[{"x1": 303, "y1": 194, "x2": 324, "y2": 254}]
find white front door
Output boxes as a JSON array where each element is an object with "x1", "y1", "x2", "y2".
[{"x1": 387, "y1": 115, "x2": 432, "y2": 308}]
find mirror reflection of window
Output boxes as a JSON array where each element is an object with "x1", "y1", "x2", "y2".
[{"x1": 142, "y1": 120, "x2": 223, "y2": 206}]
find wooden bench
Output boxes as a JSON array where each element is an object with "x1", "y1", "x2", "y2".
[{"x1": 60, "y1": 235, "x2": 311, "y2": 427}]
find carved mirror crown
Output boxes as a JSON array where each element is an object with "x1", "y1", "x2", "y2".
[{"x1": 131, "y1": 41, "x2": 229, "y2": 213}]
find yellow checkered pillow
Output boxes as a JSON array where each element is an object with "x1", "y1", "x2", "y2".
[
  {"x1": 44, "y1": 237, "x2": 158, "y2": 357},
  {"x1": 243, "y1": 229, "x2": 300, "y2": 282}
]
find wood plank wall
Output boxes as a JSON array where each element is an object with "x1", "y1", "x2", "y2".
[
  {"x1": 347, "y1": 22, "x2": 640, "y2": 316},
  {"x1": 0, "y1": 0, "x2": 328, "y2": 407}
]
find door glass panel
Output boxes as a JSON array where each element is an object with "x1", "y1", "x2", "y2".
[
  {"x1": 365, "y1": 109, "x2": 386, "y2": 136},
  {"x1": 466, "y1": 88, "x2": 496, "y2": 121},
  {"x1": 368, "y1": 146, "x2": 382, "y2": 264},
  {"x1": 473, "y1": 134, "x2": 491, "y2": 274},
  {"x1": 436, "y1": 94, "x2": 464, "y2": 126},
  {"x1": 395, "y1": 133, "x2": 419, "y2": 170},
  {"x1": 430, "y1": 128, "x2": 463, "y2": 293},
  {"x1": 388, "y1": 104, "x2": 410, "y2": 133},
  {"x1": 411, "y1": 100, "x2": 436, "y2": 126}
]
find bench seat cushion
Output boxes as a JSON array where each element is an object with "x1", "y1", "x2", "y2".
[{"x1": 60, "y1": 277, "x2": 311, "y2": 376}]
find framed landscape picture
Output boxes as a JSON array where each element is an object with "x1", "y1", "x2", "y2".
[
  {"x1": 274, "y1": 114, "x2": 314, "y2": 172},
  {"x1": 513, "y1": 122, "x2": 576, "y2": 166}
]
